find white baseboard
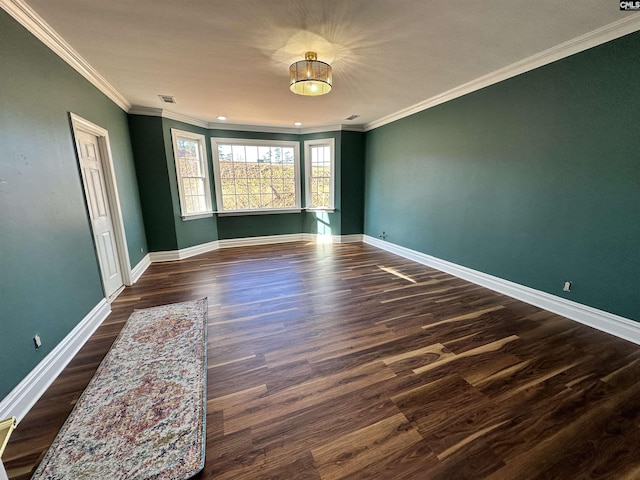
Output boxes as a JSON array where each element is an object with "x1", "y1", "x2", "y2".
[
  {"x1": 217, "y1": 233, "x2": 362, "y2": 247},
  {"x1": 130, "y1": 254, "x2": 151, "y2": 283},
  {"x1": 0, "y1": 299, "x2": 111, "y2": 423},
  {"x1": 0, "y1": 234, "x2": 362, "y2": 421},
  {"x1": 149, "y1": 240, "x2": 221, "y2": 262},
  {"x1": 363, "y1": 235, "x2": 640, "y2": 345},
  {"x1": 331, "y1": 234, "x2": 363, "y2": 243},
  {"x1": 219, "y1": 233, "x2": 303, "y2": 249},
  {"x1": 148, "y1": 234, "x2": 364, "y2": 261}
]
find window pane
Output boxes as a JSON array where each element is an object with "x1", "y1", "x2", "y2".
[
  {"x1": 246, "y1": 146, "x2": 258, "y2": 163},
  {"x1": 197, "y1": 196, "x2": 206, "y2": 212},
  {"x1": 234, "y1": 162, "x2": 248, "y2": 180},
  {"x1": 259, "y1": 164, "x2": 271, "y2": 180},
  {"x1": 218, "y1": 144, "x2": 232, "y2": 160},
  {"x1": 272, "y1": 196, "x2": 284, "y2": 209},
  {"x1": 213, "y1": 140, "x2": 300, "y2": 211},
  {"x1": 283, "y1": 148, "x2": 294, "y2": 164},
  {"x1": 222, "y1": 195, "x2": 237, "y2": 210},
  {"x1": 183, "y1": 178, "x2": 192, "y2": 196},
  {"x1": 173, "y1": 131, "x2": 211, "y2": 216},
  {"x1": 248, "y1": 193, "x2": 260, "y2": 209},
  {"x1": 184, "y1": 195, "x2": 193, "y2": 213},
  {"x1": 306, "y1": 141, "x2": 333, "y2": 209},
  {"x1": 197, "y1": 178, "x2": 205, "y2": 195},
  {"x1": 237, "y1": 195, "x2": 249, "y2": 210},
  {"x1": 231, "y1": 145, "x2": 246, "y2": 162}
]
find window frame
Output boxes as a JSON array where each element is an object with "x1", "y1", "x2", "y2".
[
  {"x1": 170, "y1": 128, "x2": 213, "y2": 220},
  {"x1": 304, "y1": 138, "x2": 335, "y2": 211},
  {"x1": 211, "y1": 137, "x2": 302, "y2": 216}
]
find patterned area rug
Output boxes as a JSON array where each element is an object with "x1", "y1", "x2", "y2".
[{"x1": 32, "y1": 298, "x2": 208, "y2": 480}]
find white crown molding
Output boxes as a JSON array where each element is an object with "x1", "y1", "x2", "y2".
[
  {"x1": 0, "y1": 0, "x2": 131, "y2": 112},
  {"x1": 208, "y1": 122, "x2": 365, "y2": 135},
  {"x1": 204, "y1": 122, "x2": 365, "y2": 135},
  {"x1": 165, "y1": 110, "x2": 210, "y2": 129},
  {"x1": 128, "y1": 107, "x2": 366, "y2": 135},
  {"x1": 207, "y1": 122, "x2": 360, "y2": 135},
  {"x1": 0, "y1": 299, "x2": 111, "y2": 423},
  {"x1": 363, "y1": 235, "x2": 640, "y2": 345},
  {"x1": 365, "y1": 15, "x2": 640, "y2": 131},
  {"x1": 129, "y1": 107, "x2": 297, "y2": 133},
  {"x1": 300, "y1": 125, "x2": 341, "y2": 135},
  {"x1": 5, "y1": 0, "x2": 638, "y2": 134},
  {"x1": 128, "y1": 106, "x2": 209, "y2": 129},
  {"x1": 209, "y1": 122, "x2": 301, "y2": 134},
  {"x1": 340, "y1": 124, "x2": 366, "y2": 133},
  {"x1": 127, "y1": 106, "x2": 163, "y2": 117},
  {"x1": 131, "y1": 13, "x2": 640, "y2": 135}
]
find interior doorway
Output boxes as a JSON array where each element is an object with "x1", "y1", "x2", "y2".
[{"x1": 70, "y1": 113, "x2": 132, "y2": 298}]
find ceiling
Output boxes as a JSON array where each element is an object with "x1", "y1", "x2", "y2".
[{"x1": 17, "y1": 0, "x2": 640, "y2": 130}]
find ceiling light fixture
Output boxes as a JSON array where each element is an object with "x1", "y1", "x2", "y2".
[
  {"x1": 217, "y1": 116, "x2": 227, "y2": 121},
  {"x1": 294, "y1": 122, "x2": 302, "y2": 126},
  {"x1": 289, "y1": 51, "x2": 332, "y2": 96}
]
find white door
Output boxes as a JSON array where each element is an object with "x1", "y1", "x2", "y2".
[{"x1": 76, "y1": 130, "x2": 124, "y2": 297}]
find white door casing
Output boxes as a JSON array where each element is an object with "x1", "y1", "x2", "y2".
[
  {"x1": 70, "y1": 113, "x2": 132, "y2": 296},
  {"x1": 76, "y1": 130, "x2": 124, "y2": 296}
]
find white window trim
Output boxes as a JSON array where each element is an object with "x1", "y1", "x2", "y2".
[
  {"x1": 215, "y1": 208, "x2": 302, "y2": 217},
  {"x1": 211, "y1": 137, "x2": 301, "y2": 215},
  {"x1": 170, "y1": 129, "x2": 213, "y2": 220},
  {"x1": 304, "y1": 138, "x2": 335, "y2": 210}
]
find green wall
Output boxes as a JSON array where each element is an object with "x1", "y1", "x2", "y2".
[
  {"x1": 0, "y1": 11, "x2": 147, "y2": 399},
  {"x1": 364, "y1": 31, "x2": 640, "y2": 321},
  {"x1": 163, "y1": 119, "x2": 219, "y2": 249},
  {"x1": 210, "y1": 128, "x2": 304, "y2": 241},
  {"x1": 130, "y1": 121, "x2": 365, "y2": 246},
  {"x1": 340, "y1": 131, "x2": 366, "y2": 235},
  {"x1": 128, "y1": 115, "x2": 179, "y2": 251},
  {"x1": 4, "y1": 0, "x2": 637, "y2": 410},
  {"x1": 130, "y1": 115, "x2": 220, "y2": 251}
]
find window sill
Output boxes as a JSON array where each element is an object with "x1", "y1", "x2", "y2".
[
  {"x1": 181, "y1": 212, "x2": 214, "y2": 221},
  {"x1": 216, "y1": 208, "x2": 302, "y2": 217},
  {"x1": 304, "y1": 208, "x2": 335, "y2": 213}
]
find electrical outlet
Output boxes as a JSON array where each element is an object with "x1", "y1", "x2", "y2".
[
  {"x1": 379, "y1": 231, "x2": 387, "y2": 240},
  {"x1": 33, "y1": 334, "x2": 42, "y2": 349},
  {"x1": 563, "y1": 281, "x2": 571, "y2": 292}
]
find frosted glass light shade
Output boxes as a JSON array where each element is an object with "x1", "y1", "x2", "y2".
[{"x1": 289, "y1": 52, "x2": 332, "y2": 96}]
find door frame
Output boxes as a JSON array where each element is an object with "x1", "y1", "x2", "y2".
[{"x1": 70, "y1": 112, "x2": 133, "y2": 291}]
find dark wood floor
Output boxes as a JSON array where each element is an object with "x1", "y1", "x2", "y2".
[{"x1": 5, "y1": 242, "x2": 640, "y2": 479}]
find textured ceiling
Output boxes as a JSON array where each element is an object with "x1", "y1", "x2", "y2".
[{"x1": 21, "y1": 0, "x2": 638, "y2": 129}]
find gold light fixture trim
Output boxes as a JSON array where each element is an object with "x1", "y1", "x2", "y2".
[{"x1": 289, "y1": 51, "x2": 332, "y2": 96}]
